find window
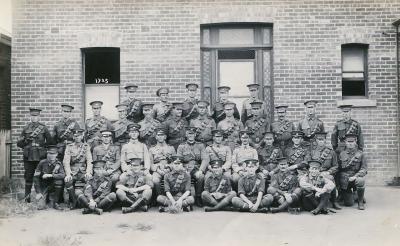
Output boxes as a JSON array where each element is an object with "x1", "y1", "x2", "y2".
[
  {"x1": 82, "y1": 47, "x2": 120, "y2": 121},
  {"x1": 341, "y1": 44, "x2": 368, "y2": 98}
]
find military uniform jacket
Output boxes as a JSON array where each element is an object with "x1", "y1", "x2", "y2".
[
  {"x1": 212, "y1": 100, "x2": 240, "y2": 124},
  {"x1": 34, "y1": 159, "x2": 65, "y2": 193},
  {"x1": 245, "y1": 116, "x2": 270, "y2": 145},
  {"x1": 241, "y1": 98, "x2": 267, "y2": 124},
  {"x1": 113, "y1": 118, "x2": 132, "y2": 144},
  {"x1": 238, "y1": 174, "x2": 265, "y2": 197},
  {"x1": 153, "y1": 101, "x2": 172, "y2": 122},
  {"x1": 285, "y1": 144, "x2": 311, "y2": 170},
  {"x1": 231, "y1": 145, "x2": 258, "y2": 173},
  {"x1": 53, "y1": 118, "x2": 81, "y2": 146},
  {"x1": 85, "y1": 116, "x2": 113, "y2": 144},
  {"x1": 217, "y1": 117, "x2": 244, "y2": 146},
  {"x1": 139, "y1": 117, "x2": 161, "y2": 147},
  {"x1": 190, "y1": 116, "x2": 216, "y2": 143},
  {"x1": 63, "y1": 142, "x2": 93, "y2": 176},
  {"x1": 92, "y1": 144, "x2": 121, "y2": 173},
  {"x1": 299, "y1": 116, "x2": 325, "y2": 142},
  {"x1": 204, "y1": 173, "x2": 232, "y2": 194},
  {"x1": 299, "y1": 174, "x2": 335, "y2": 194},
  {"x1": 311, "y1": 146, "x2": 338, "y2": 175},
  {"x1": 182, "y1": 98, "x2": 199, "y2": 121},
  {"x1": 257, "y1": 145, "x2": 283, "y2": 171},
  {"x1": 270, "y1": 170, "x2": 299, "y2": 193},
  {"x1": 149, "y1": 143, "x2": 176, "y2": 165},
  {"x1": 122, "y1": 98, "x2": 143, "y2": 123},
  {"x1": 331, "y1": 119, "x2": 364, "y2": 150},
  {"x1": 177, "y1": 141, "x2": 206, "y2": 165},
  {"x1": 163, "y1": 116, "x2": 188, "y2": 142},
  {"x1": 338, "y1": 148, "x2": 367, "y2": 189},
  {"x1": 17, "y1": 122, "x2": 52, "y2": 161},
  {"x1": 201, "y1": 144, "x2": 232, "y2": 172},
  {"x1": 271, "y1": 119, "x2": 294, "y2": 148},
  {"x1": 117, "y1": 170, "x2": 153, "y2": 189},
  {"x1": 120, "y1": 141, "x2": 151, "y2": 172},
  {"x1": 164, "y1": 170, "x2": 191, "y2": 196},
  {"x1": 84, "y1": 175, "x2": 113, "y2": 203}
]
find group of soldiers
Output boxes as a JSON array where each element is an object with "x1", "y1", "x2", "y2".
[{"x1": 17, "y1": 82, "x2": 367, "y2": 215}]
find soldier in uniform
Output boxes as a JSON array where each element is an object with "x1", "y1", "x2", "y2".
[
  {"x1": 153, "y1": 87, "x2": 173, "y2": 122},
  {"x1": 331, "y1": 105, "x2": 364, "y2": 153},
  {"x1": 116, "y1": 158, "x2": 153, "y2": 213},
  {"x1": 257, "y1": 132, "x2": 283, "y2": 182},
  {"x1": 149, "y1": 128, "x2": 176, "y2": 199},
  {"x1": 76, "y1": 160, "x2": 117, "y2": 215},
  {"x1": 217, "y1": 102, "x2": 244, "y2": 151},
  {"x1": 271, "y1": 104, "x2": 294, "y2": 152},
  {"x1": 298, "y1": 100, "x2": 325, "y2": 149},
  {"x1": 33, "y1": 145, "x2": 65, "y2": 210},
  {"x1": 241, "y1": 83, "x2": 267, "y2": 124},
  {"x1": 182, "y1": 83, "x2": 199, "y2": 121},
  {"x1": 265, "y1": 157, "x2": 302, "y2": 213},
  {"x1": 284, "y1": 131, "x2": 311, "y2": 175},
  {"x1": 85, "y1": 101, "x2": 113, "y2": 150},
  {"x1": 177, "y1": 127, "x2": 206, "y2": 206},
  {"x1": 311, "y1": 132, "x2": 341, "y2": 209},
  {"x1": 231, "y1": 159, "x2": 272, "y2": 213},
  {"x1": 122, "y1": 83, "x2": 143, "y2": 123},
  {"x1": 92, "y1": 130, "x2": 121, "y2": 184},
  {"x1": 299, "y1": 160, "x2": 335, "y2": 215},
  {"x1": 231, "y1": 130, "x2": 259, "y2": 190},
  {"x1": 157, "y1": 155, "x2": 195, "y2": 212},
  {"x1": 163, "y1": 102, "x2": 188, "y2": 150},
  {"x1": 245, "y1": 101, "x2": 270, "y2": 148},
  {"x1": 17, "y1": 108, "x2": 53, "y2": 202},
  {"x1": 63, "y1": 129, "x2": 93, "y2": 209},
  {"x1": 139, "y1": 103, "x2": 161, "y2": 148},
  {"x1": 53, "y1": 104, "x2": 81, "y2": 161},
  {"x1": 113, "y1": 104, "x2": 132, "y2": 147},
  {"x1": 212, "y1": 86, "x2": 240, "y2": 124},
  {"x1": 337, "y1": 134, "x2": 367, "y2": 210},
  {"x1": 120, "y1": 123, "x2": 151, "y2": 173},
  {"x1": 201, "y1": 129, "x2": 232, "y2": 179},
  {"x1": 190, "y1": 100, "x2": 216, "y2": 145},
  {"x1": 202, "y1": 160, "x2": 237, "y2": 212}
]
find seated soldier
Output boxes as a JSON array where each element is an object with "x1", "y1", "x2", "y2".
[
  {"x1": 231, "y1": 159, "x2": 272, "y2": 213},
  {"x1": 285, "y1": 131, "x2": 311, "y2": 176},
  {"x1": 177, "y1": 127, "x2": 206, "y2": 206},
  {"x1": 299, "y1": 160, "x2": 335, "y2": 215},
  {"x1": 116, "y1": 158, "x2": 153, "y2": 214},
  {"x1": 202, "y1": 160, "x2": 237, "y2": 212},
  {"x1": 257, "y1": 132, "x2": 283, "y2": 182},
  {"x1": 75, "y1": 160, "x2": 117, "y2": 215},
  {"x1": 265, "y1": 157, "x2": 302, "y2": 213},
  {"x1": 157, "y1": 155, "x2": 195, "y2": 212},
  {"x1": 338, "y1": 134, "x2": 367, "y2": 210},
  {"x1": 33, "y1": 145, "x2": 65, "y2": 210}
]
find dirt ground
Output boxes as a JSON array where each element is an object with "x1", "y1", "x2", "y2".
[{"x1": 0, "y1": 186, "x2": 399, "y2": 246}]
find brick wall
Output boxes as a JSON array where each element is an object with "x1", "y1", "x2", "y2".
[{"x1": 11, "y1": 0, "x2": 400, "y2": 184}]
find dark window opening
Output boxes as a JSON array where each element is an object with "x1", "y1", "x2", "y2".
[
  {"x1": 218, "y1": 50, "x2": 255, "y2": 60},
  {"x1": 341, "y1": 44, "x2": 368, "y2": 98},
  {"x1": 83, "y1": 47, "x2": 120, "y2": 85}
]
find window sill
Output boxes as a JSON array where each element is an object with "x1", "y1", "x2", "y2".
[{"x1": 337, "y1": 98, "x2": 377, "y2": 108}]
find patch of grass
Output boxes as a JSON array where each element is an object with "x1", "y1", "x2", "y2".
[
  {"x1": 0, "y1": 197, "x2": 38, "y2": 218},
  {"x1": 135, "y1": 223, "x2": 153, "y2": 232},
  {"x1": 0, "y1": 177, "x2": 24, "y2": 195},
  {"x1": 38, "y1": 234, "x2": 81, "y2": 246}
]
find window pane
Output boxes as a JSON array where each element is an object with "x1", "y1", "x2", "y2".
[
  {"x1": 219, "y1": 61, "x2": 254, "y2": 98},
  {"x1": 218, "y1": 50, "x2": 255, "y2": 59},
  {"x1": 342, "y1": 80, "x2": 366, "y2": 97},
  {"x1": 342, "y1": 47, "x2": 364, "y2": 72},
  {"x1": 219, "y1": 28, "x2": 254, "y2": 45},
  {"x1": 342, "y1": 72, "x2": 364, "y2": 79},
  {"x1": 85, "y1": 85, "x2": 119, "y2": 121}
]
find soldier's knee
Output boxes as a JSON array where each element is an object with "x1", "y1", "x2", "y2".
[
  {"x1": 157, "y1": 195, "x2": 167, "y2": 205},
  {"x1": 267, "y1": 187, "x2": 277, "y2": 194},
  {"x1": 228, "y1": 191, "x2": 237, "y2": 197},
  {"x1": 142, "y1": 189, "x2": 152, "y2": 200},
  {"x1": 185, "y1": 196, "x2": 195, "y2": 205},
  {"x1": 152, "y1": 175, "x2": 161, "y2": 184},
  {"x1": 355, "y1": 177, "x2": 365, "y2": 188},
  {"x1": 107, "y1": 192, "x2": 117, "y2": 202},
  {"x1": 116, "y1": 189, "x2": 126, "y2": 200},
  {"x1": 201, "y1": 191, "x2": 210, "y2": 199},
  {"x1": 264, "y1": 194, "x2": 274, "y2": 204},
  {"x1": 231, "y1": 197, "x2": 241, "y2": 206},
  {"x1": 75, "y1": 189, "x2": 83, "y2": 197}
]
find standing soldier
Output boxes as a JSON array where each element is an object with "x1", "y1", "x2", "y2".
[
  {"x1": 241, "y1": 84, "x2": 267, "y2": 124},
  {"x1": 163, "y1": 102, "x2": 188, "y2": 150},
  {"x1": 298, "y1": 100, "x2": 325, "y2": 149},
  {"x1": 153, "y1": 87, "x2": 173, "y2": 122},
  {"x1": 139, "y1": 103, "x2": 161, "y2": 148},
  {"x1": 337, "y1": 134, "x2": 367, "y2": 210},
  {"x1": 245, "y1": 101, "x2": 270, "y2": 148},
  {"x1": 149, "y1": 128, "x2": 176, "y2": 199},
  {"x1": 182, "y1": 83, "x2": 199, "y2": 121},
  {"x1": 331, "y1": 105, "x2": 364, "y2": 153},
  {"x1": 202, "y1": 160, "x2": 237, "y2": 212},
  {"x1": 33, "y1": 145, "x2": 65, "y2": 210},
  {"x1": 217, "y1": 102, "x2": 244, "y2": 151},
  {"x1": 257, "y1": 132, "x2": 283, "y2": 182},
  {"x1": 231, "y1": 159, "x2": 272, "y2": 213},
  {"x1": 201, "y1": 130, "x2": 232, "y2": 179},
  {"x1": 157, "y1": 156, "x2": 195, "y2": 212},
  {"x1": 265, "y1": 157, "x2": 302, "y2": 213},
  {"x1": 116, "y1": 158, "x2": 153, "y2": 213},
  {"x1": 271, "y1": 104, "x2": 294, "y2": 152},
  {"x1": 231, "y1": 130, "x2": 259, "y2": 190},
  {"x1": 113, "y1": 104, "x2": 132, "y2": 147},
  {"x1": 76, "y1": 160, "x2": 117, "y2": 215},
  {"x1": 120, "y1": 123, "x2": 151, "y2": 174},
  {"x1": 122, "y1": 83, "x2": 143, "y2": 123},
  {"x1": 299, "y1": 160, "x2": 336, "y2": 215},
  {"x1": 85, "y1": 101, "x2": 113, "y2": 150},
  {"x1": 190, "y1": 100, "x2": 216, "y2": 145},
  {"x1": 177, "y1": 127, "x2": 206, "y2": 206},
  {"x1": 92, "y1": 130, "x2": 121, "y2": 184},
  {"x1": 284, "y1": 131, "x2": 311, "y2": 176},
  {"x1": 311, "y1": 132, "x2": 341, "y2": 210},
  {"x1": 17, "y1": 108, "x2": 52, "y2": 202},
  {"x1": 63, "y1": 129, "x2": 93, "y2": 209},
  {"x1": 53, "y1": 104, "x2": 81, "y2": 161},
  {"x1": 212, "y1": 86, "x2": 240, "y2": 124}
]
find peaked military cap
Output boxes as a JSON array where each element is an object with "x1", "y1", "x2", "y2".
[
  {"x1": 127, "y1": 123, "x2": 141, "y2": 132},
  {"x1": 46, "y1": 145, "x2": 58, "y2": 154},
  {"x1": 92, "y1": 160, "x2": 106, "y2": 168},
  {"x1": 61, "y1": 104, "x2": 74, "y2": 112},
  {"x1": 29, "y1": 108, "x2": 42, "y2": 116},
  {"x1": 210, "y1": 159, "x2": 224, "y2": 167},
  {"x1": 124, "y1": 83, "x2": 138, "y2": 91},
  {"x1": 156, "y1": 87, "x2": 169, "y2": 96},
  {"x1": 89, "y1": 101, "x2": 103, "y2": 108},
  {"x1": 186, "y1": 83, "x2": 199, "y2": 90}
]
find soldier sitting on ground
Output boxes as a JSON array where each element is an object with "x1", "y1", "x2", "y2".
[
  {"x1": 76, "y1": 160, "x2": 116, "y2": 215},
  {"x1": 116, "y1": 158, "x2": 153, "y2": 214}
]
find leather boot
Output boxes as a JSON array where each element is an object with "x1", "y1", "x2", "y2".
[
  {"x1": 67, "y1": 188, "x2": 77, "y2": 209},
  {"x1": 53, "y1": 187, "x2": 63, "y2": 210},
  {"x1": 98, "y1": 197, "x2": 115, "y2": 212},
  {"x1": 271, "y1": 201, "x2": 289, "y2": 213},
  {"x1": 311, "y1": 193, "x2": 329, "y2": 215},
  {"x1": 122, "y1": 198, "x2": 146, "y2": 214},
  {"x1": 24, "y1": 184, "x2": 32, "y2": 203},
  {"x1": 330, "y1": 189, "x2": 341, "y2": 210},
  {"x1": 93, "y1": 208, "x2": 103, "y2": 215},
  {"x1": 195, "y1": 196, "x2": 203, "y2": 207},
  {"x1": 357, "y1": 188, "x2": 365, "y2": 210}
]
